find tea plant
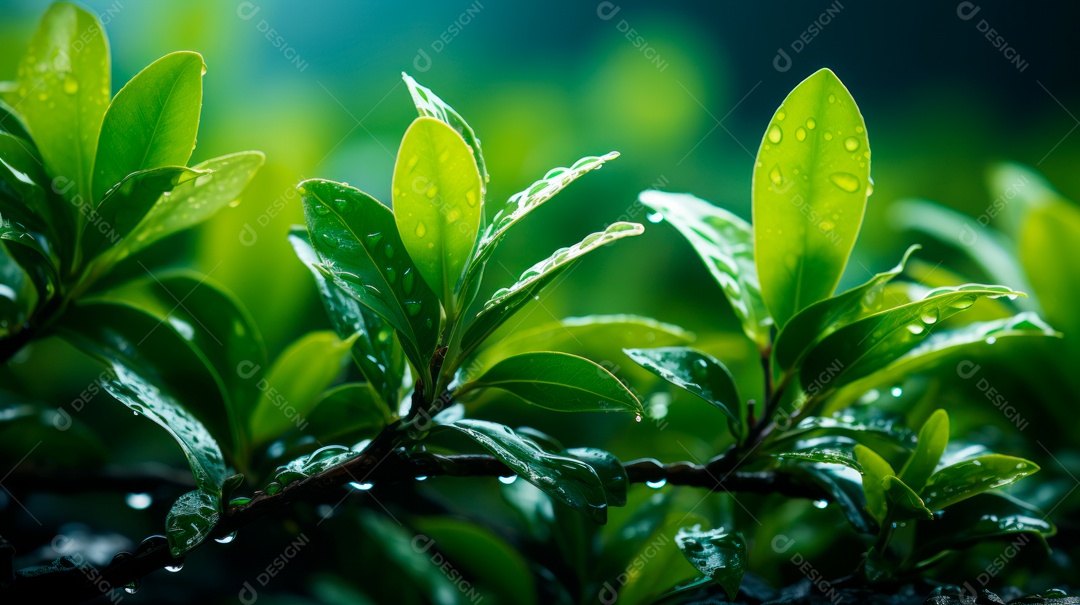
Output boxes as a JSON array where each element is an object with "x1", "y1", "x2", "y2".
[{"x1": 0, "y1": 4, "x2": 1064, "y2": 602}]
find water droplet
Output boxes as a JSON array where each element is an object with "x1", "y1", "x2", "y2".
[
  {"x1": 866, "y1": 179, "x2": 874, "y2": 196},
  {"x1": 385, "y1": 266, "x2": 397, "y2": 283},
  {"x1": 350, "y1": 481, "x2": 373, "y2": 491},
  {"x1": 215, "y1": 531, "x2": 238, "y2": 544},
  {"x1": 906, "y1": 323, "x2": 925, "y2": 335},
  {"x1": 165, "y1": 562, "x2": 184, "y2": 573},
  {"x1": 635, "y1": 414, "x2": 643, "y2": 423},
  {"x1": 823, "y1": 132, "x2": 834, "y2": 141},
  {"x1": 413, "y1": 221, "x2": 427, "y2": 238},
  {"x1": 767, "y1": 124, "x2": 783, "y2": 144},
  {"x1": 819, "y1": 220, "x2": 835, "y2": 232},
  {"x1": 986, "y1": 337, "x2": 997, "y2": 345},
  {"x1": 828, "y1": 94, "x2": 836, "y2": 104},
  {"x1": 62, "y1": 77, "x2": 79, "y2": 95},
  {"x1": 384, "y1": 243, "x2": 395, "y2": 258},
  {"x1": 498, "y1": 475, "x2": 518, "y2": 485},
  {"x1": 313, "y1": 204, "x2": 330, "y2": 216},
  {"x1": 890, "y1": 387, "x2": 903, "y2": 398},
  {"x1": 805, "y1": 118, "x2": 816, "y2": 130},
  {"x1": 124, "y1": 582, "x2": 139, "y2": 595},
  {"x1": 319, "y1": 232, "x2": 339, "y2": 248},
  {"x1": 646, "y1": 478, "x2": 667, "y2": 489},
  {"x1": 769, "y1": 164, "x2": 783, "y2": 186},
  {"x1": 829, "y1": 172, "x2": 861, "y2": 193},
  {"x1": 812, "y1": 499, "x2": 829, "y2": 509},
  {"x1": 776, "y1": 110, "x2": 786, "y2": 121},
  {"x1": 796, "y1": 127, "x2": 806, "y2": 141},
  {"x1": 446, "y1": 207, "x2": 461, "y2": 223},
  {"x1": 466, "y1": 189, "x2": 478, "y2": 207},
  {"x1": 920, "y1": 308, "x2": 939, "y2": 324},
  {"x1": 407, "y1": 155, "x2": 419, "y2": 170},
  {"x1": 415, "y1": 475, "x2": 428, "y2": 482},
  {"x1": 402, "y1": 268, "x2": 415, "y2": 293},
  {"x1": 646, "y1": 212, "x2": 663, "y2": 224},
  {"x1": 405, "y1": 301, "x2": 422, "y2": 316},
  {"x1": 844, "y1": 137, "x2": 860, "y2": 152},
  {"x1": 200, "y1": 63, "x2": 208, "y2": 76},
  {"x1": 125, "y1": 493, "x2": 152, "y2": 510},
  {"x1": 366, "y1": 232, "x2": 383, "y2": 246},
  {"x1": 425, "y1": 184, "x2": 438, "y2": 199}
]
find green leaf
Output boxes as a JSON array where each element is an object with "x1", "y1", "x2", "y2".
[
  {"x1": 165, "y1": 490, "x2": 220, "y2": 557},
  {"x1": 914, "y1": 493, "x2": 1054, "y2": 557},
  {"x1": 92, "y1": 51, "x2": 204, "y2": 202},
  {"x1": 107, "y1": 151, "x2": 264, "y2": 263},
  {"x1": 773, "y1": 411, "x2": 917, "y2": 455},
  {"x1": 855, "y1": 444, "x2": 895, "y2": 525},
  {"x1": 92, "y1": 271, "x2": 266, "y2": 455},
  {"x1": 471, "y1": 151, "x2": 620, "y2": 274},
  {"x1": 1020, "y1": 201, "x2": 1080, "y2": 336},
  {"x1": 899, "y1": 409, "x2": 949, "y2": 494},
  {"x1": 300, "y1": 178, "x2": 440, "y2": 378},
  {"x1": 301, "y1": 383, "x2": 393, "y2": 446},
  {"x1": 457, "y1": 351, "x2": 642, "y2": 414},
  {"x1": 922, "y1": 455, "x2": 1040, "y2": 511},
  {"x1": 0, "y1": 244, "x2": 37, "y2": 337},
  {"x1": 563, "y1": 447, "x2": 628, "y2": 507},
  {"x1": 0, "y1": 99, "x2": 33, "y2": 142},
  {"x1": 829, "y1": 313, "x2": 1058, "y2": 408},
  {"x1": 0, "y1": 132, "x2": 55, "y2": 240},
  {"x1": 469, "y1": 314, "x2": 692, "y2": 380},
  {"x1": 81, "y1": 166, "x2": 203, "y2": 261},
  {"x1": 624, "y1": 346, "x2": 744, "y2": 439},
  {"x1": 447, "y1": 419, "x2": 609, "y2": 524},
  {"x1": 776, "y1": 437, "x2": 861, "y2": 472},
  {"x1": 249, "y1": 331, "x2": 353, "y2": 448},
  {"x1": 57, "y1": 302, "x2": 227, "y2": 493},
  {"x1": 14, "y1": 2, "x2": 110, "y2": 218},
  {"x1": 800, "y1": 284, "x2": 1024, "y2": 397},
  {"x1": 674, "y1": 525, "x2": 746, "y2": 600},
  {"x1": 891, "y1": 199, "x2": 1036, "y2": 310},
  {"x1": 458, "y1": 222, "x2": 644, "y2": 365},
  {"x1": 774, "y1": 245, "x2": 918, "y2": 374},
  {"x1": 638, "y1": 190, "x2": 772, "y2": 349},
  {"x1": 290, "y1": 227, "x2": 406, "y2": 406},
  {"x1": 752, "y1": 68, "x2": 871, "y2": 327},
  {"x1": 882, "y1": 475, "x2": 933, "y2": 521},
  {"x1": 794, "y1": 464, "x2": 873, "y2": 533},
  {"x1": 402, "y1": 73, "x2": 488, "y2": 187},
  {"x1": 392, "y1": 117, "x2": 483, "y2": 312}
]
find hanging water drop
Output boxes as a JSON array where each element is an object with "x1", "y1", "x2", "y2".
[
  {"x1": 891, "y1": 387, "x2": 903, "y2": 398},
  {"x1": 635, "y1": 414, "x2": 642, "y2": 423},
  {"x1": 906, "y1": 323, "x2": 924, "y2": 335},
  {"x1": 646, "y1": 212, "x2": 663, "y2": 224},
  {"x1": 165, "y1": 561, "x2": 184, "y2": 573},
  {"x1": 404, "y1": 300, "x2": 422, "y2": 316},
  {"x1": 498, "y1": 475, "x2": 518, "y2": 485},
  {"x1": 812, "y1": 499, "x2": 829, "y2": 509},
  {"x1": 350, "y1": 481, "x2": 374, "y2": 491},
  {"x1": 415, "y1": 475, "x2": 428, "y2": 482},
  {"x1": 125, "y1": 493, "x2": 152, "y2": 510},
  {"x1": 215, "y1": 531, "x2": 238, "y2": 544},
  {"x1": 920, "y1": 308, "x2": 939, "y2": 324},
  {"x1": 645, "y1": 478, "x2": 667, "y2": 489}
]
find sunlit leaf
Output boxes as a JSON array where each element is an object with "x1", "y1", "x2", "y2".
[
  {"x1": 899, "y1": 409, "x2": 948, "y2": 494},
  {"x1": 855, "y1": 444, "x2": 895, "y2": 525},
  {"x1": 1020, "y1": 200, "x2": 1080, "y2": 338},
  {"x1": 922, "y1": 455, "x2": 1040, "y2": 511},
  {"x1": 403, "y1": 73, "x2": 488, "y2": 187},
  {"x1": 753, "y1": 68, "x2": 871, "y2": 327},
  {"x1": 674, "y1": 525, "x2": 746, "y2": 600}
]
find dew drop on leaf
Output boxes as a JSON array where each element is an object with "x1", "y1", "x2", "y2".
[
  {"x1": 350, "y1": 481, "x2": 373, "y2": 491},
  {"x1": 165, "y1": 562, "x2": 184, "y2": 573},
  {"x1": 215, "y1": 531, "x2": 238, "y2": 544},
  {"x1": 844, "y1": 137, "x2": 860, "y2": 151},
  {"x1": 646, "y1": 212, "x2": 663, "y2": 224},
  {"x1": 319, "y1": 232, "x2": 339, "y2": 249},
  {"x1": 767, "y1": 124, "x2": 782, "y2": 144},
  {"x1": 829, "y1": 172, "x2": 861, "y2": 193},
  {"x1": 415, "y1": 222, "x2": 427, "y2": 238},
  {"x1": 498, "y1": 475, "x2": 518, "y2": 485}
]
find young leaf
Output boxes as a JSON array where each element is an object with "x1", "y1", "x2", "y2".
[
  {"x1": 899, "y1": 409, "x2": 949, "y2": 494},
  {"x1": 402, "y1": 73, "x2": 488, "y2": 186},
  {"x1": 14, "y1": 2, "x2": 110, "y2": 214},
  {"x1": 753, "y1": 68, "x2": 871, "y2": 327},
  {"x1": 290, "y1": 227, "x2": 406, "y2": 406},
  {"x1": 882, "y1": 475, "x2": 933, "y2": 521},
  {"x1": 447, "y1": 419, "x2": 609, "y2": 524},
  {"x1": 249, "y1": 331, "x2": 354, "y2": 448},
  {"x1": 300, "y1": 178, "x2": 440, "y2": 377},
  {"x1": 392, "y1": 116, "x2": 483, "y2": 311},
  {"x1": 108, "y1": 151, "x2": 265, "y2": 262},
  {"x1": 92, "y1": 51, "x2": 204, "y2": 202},
  {"x1": 774, "y1": 245, "x2": 918, "y2": 373},
  {"x1": 456, "y1": 351, "x2": 642, "y2": 414},
  {"x1": 638, "y1": 190, "x2": 772, "y2": 349},
  {"x1": 56, "y1": 302, "x2": 228, "y2": 493},
  {"x1": 624, "y1": 346, "x2": 744, "y2": 439},
  {"x1": 800, "y1": 284, "x2": 1024, "y2": 397},
  {"x1": 165, "y1": 490, "x2": 221, "y2": 557},
  {"x1": 674, "y1": 525, "x2": 746, "y2": 600},
  {"x1": 922, "y1": 455, "x2": 1040, "y2": 511},
  {"x1": 1020, "y1": 201, "x2": 1080, "y2": 336},
  {"x1": 81, "y1": 166, "x2": 204, "y2": 261},
  {"x1": 855, "y1": 444, "x2": 895, "y2": 525},
  {"x1": 458, "y1": 222, "x2": 644, "y2": 363},
  {"x1": 776, "y1": 437, "x2": 861, "y2": 472},
  {"x1": 563, "y1": 448, "x2": 628, "y2": 507},
  {"x1": 300, "y1": 383, "x2": 393, "y2": 446}
]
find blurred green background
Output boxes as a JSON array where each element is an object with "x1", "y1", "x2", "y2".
[{"x1": 3, "y1": 1, "x2": 1080, "y2": 602}]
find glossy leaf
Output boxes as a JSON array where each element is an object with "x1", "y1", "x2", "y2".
[
  {"x1": 639, "y1": 190, "x2": 771, "y2": 349},
  {"x1": 899, "y1": 409, "x2": 948, "y2": 494},
  {"x1": 796, "y1": 464, "x2": 873, "y2": 533},
  {"x1": 773, "y1": 411, "x2": 916, "y2": 455},
  {"x1": 447, "y1": 419, "x2": 609, "y2": 524},
  {"x1": 392, "y1": 116, "x2": 483, "y2": 310},
  {"x1": 774, "y1": 245, "x2": 918, "y2": 373},
  {"x1": 855, "y1": 444, "x2": 895, "y2": 525},
  {"x1": 402, "y1": 73, "x2": 488, "y2": 187},
  {"x1": 108, "y1": 151, "x2": 264, "y2": 262},
  {"x1": 776, "y1": 436, "x2": 860, "y2": 472},
  {"x1": 753, "y1": 68, "x2": 871, "y2": 327},
  {"x1": 624, "y1": 346, "x2": 744, "y2": 438},
  {"x1": 914, "y1": 493, "x2": 1055, "y2": 556},
  {"x1": 800, "y1": 284, "x2": 1024, "y2": 397},
  {"x1": 290, "y1": 227, "x2": 406, "y2": 405},
  {"x1": 564, "y1": 447, "x2": 628, "y2": 507},
  {"x1": 1020, "y1": 201, "x2": 1080, "y2": 337},
  {"x1": 0, "y1": 132, "x2": 55, "y2": 239},
  {"x1": 457, "y1": 351, "x2": 642, "y2": 414},
  {"x1": 458, "y1": 222, "x2": 644, "y2": 362},
  {"x1": 14, "y1": 2, "x2": 110, "y2": 214},
  {"x1": 300, "y1": 178, "x2": 439, "y2": 377},
  {"x1": 882, "y1": 475, "x2": 933, "y2": 521},
  {"x1": 674, "y1": 525, "x2": 746, "y2": 600},
  {"x1": 57, "y1": 302, "x2": 227, "y2": 493},
  {"x1": 92, "y1": 51, "x2": 204, "y2": 202},
  {"x1": 0, "y1": 243, "x2": 37, "y2": 336},
  {"x1": 81, "y1": 166, "x2": 203, "y2": 261},
  {"x1": 93, "y1": 271, "x2": 266, "y2": 454},
  {"x1": 922, "y1": 455, "x2": 1040, "y2": 511},
  {"x1": 301, "y1": 383, "x2": 393, "y2": 446},
  {"x1": 249, "y1": 331, "x2": 353, "y2": 448},
  {"x1": 165, "y1": 490, "x2": 220, "y2": 557},
  {"x1": 0, "y1": 99, "x2": 33, "y2": 142}
]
